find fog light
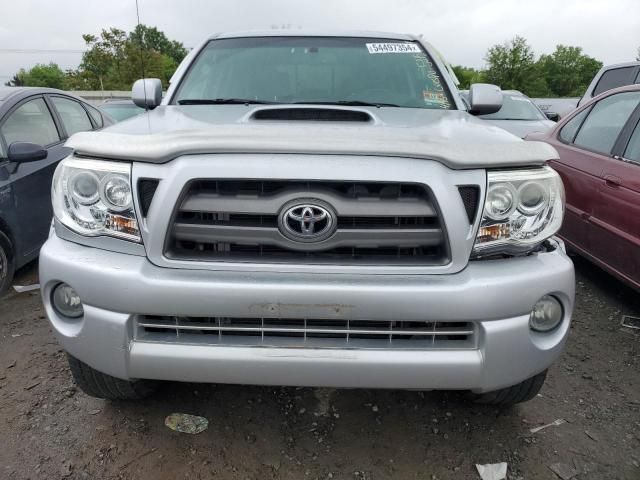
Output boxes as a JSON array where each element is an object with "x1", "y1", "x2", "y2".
[
  {"x1": 529, "y1": 295, "x2": 563, "y2": 332},
  {"x1": 52, "y1": 283, "x2": 84, "y2": 318}
]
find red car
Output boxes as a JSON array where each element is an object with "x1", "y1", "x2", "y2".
[{"x1": 531, "y1": 84, "x2": 640, "y2": 290}]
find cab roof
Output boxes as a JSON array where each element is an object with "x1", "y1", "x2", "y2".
[
  {"x1": 0, "y1": 86, "x2": 71, "y2": 102},
  {"x1": 210, "y1": 30, "x2": 418, "y2": 41}
]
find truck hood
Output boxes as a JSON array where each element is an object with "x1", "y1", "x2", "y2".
[
  {"x1": 481, "y1": 118, "x2": 556, "y2": 139},
  {"x1": 67, "y1": 105, "x2": 559, "y2": 170}
]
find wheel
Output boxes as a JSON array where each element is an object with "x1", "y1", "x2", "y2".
[
  {"x1": 470, "y1": 370, "x2": 548, "y2": 406},
  {"x1": 0, "y1": 231, "x2": 15, "y2": 296},
  {"x1": 67, "y1": 354, "x2": 158, "y2": 400}
]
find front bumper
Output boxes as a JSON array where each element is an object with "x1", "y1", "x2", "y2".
[{"x1": 40, "y1": 234, "x2": 574, "y2": 393}]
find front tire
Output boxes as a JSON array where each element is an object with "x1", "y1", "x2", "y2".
[
  {"x1": 471, "y1": 370, "x2": 548, "y2": 406},
  {"x1": 67, "y1": 355, "x2": 158, "y2": 400},
  {"x1": 0, "y1": 231, "x2": 15, "y2": 296}
]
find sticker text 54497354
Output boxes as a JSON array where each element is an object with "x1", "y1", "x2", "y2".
[{"x1": 366, "y1": 43, "x2": 422, "y2": 54}]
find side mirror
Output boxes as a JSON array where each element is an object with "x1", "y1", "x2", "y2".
[
  {"x1": 132, "y1": 78, "x2": 163, "y2": 109},
  {"x1": 8, "y1": 142, "x2": 47, "y2": 163},
  {"x1": 468, "y1": 83, "x2": 503, "y2": 115},
  {"x1": 545, "y1": 112, "x2": 560, "y2": 122}
]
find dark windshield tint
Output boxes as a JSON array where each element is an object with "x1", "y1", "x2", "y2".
[
  {"x1": 174, "y1": 37, "x2": 454, "y2": 109},
  {"x1": 479, "y1": 94, "x2": 545, "y2": 121},
  {"x1": 593, "y1": 67, "x2": 638, "y2": 96}
]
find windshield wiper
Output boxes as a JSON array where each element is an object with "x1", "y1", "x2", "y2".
[
  {"x1": 294, "y1": 100, "x2": 400, "y2": 108},
  {"x1": 177, "y1": 98, "x2": 277, "y2": 105}
]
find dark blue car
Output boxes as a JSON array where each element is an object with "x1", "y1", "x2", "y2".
[{"x1": 0, "y1": 87, "x2": 112, "y2": 294}]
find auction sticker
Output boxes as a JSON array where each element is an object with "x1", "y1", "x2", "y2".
[{"x1": 366, "y1": 43, "x2": 421, "y2": 54}]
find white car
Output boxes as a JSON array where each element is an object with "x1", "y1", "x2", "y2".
[{"x1": 469, "y1": 90, "x2": 557, "y2": 138}]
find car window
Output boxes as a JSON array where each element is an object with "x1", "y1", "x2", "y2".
[
  {"x1": 573, "y1": 91, "x2": 640, "y2": 155},
  {"x1": 593, "y1": 67, "x2": 638, "y2": 97},
  {"x1": 51, "y1": 96, "x2": 93, "y2": 136},
  {"x1": 559, "y1": 108, "x2": 589, "y2": 143},
  {"x1": 624, "y1": 119, "x2": 640, "y2": 162},
  {"x1": 1, "y1": 97, "x2": 60, "y2": 147},
  {"x1": 85, "y1": 104, "x2": 103, "y2": 128}
]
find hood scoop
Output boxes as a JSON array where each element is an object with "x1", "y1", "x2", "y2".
[{"x1": 250, "y1": 107, "x2": 373, "y2": 123}]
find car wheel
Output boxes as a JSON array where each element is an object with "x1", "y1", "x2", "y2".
[
  {"x1": 67, "y1": 354, "x2": 158, "y2": 400},
  {"x1": 0, "y1": 231, "x2": 15, "y2": 296},
  {"x1": 470, "y1": 370, "x2": 548, "y2": 406}
]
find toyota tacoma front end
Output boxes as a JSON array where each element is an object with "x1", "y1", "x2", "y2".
[{"x1": 39, "y1": 32, "x2": 574, "y2": 405}]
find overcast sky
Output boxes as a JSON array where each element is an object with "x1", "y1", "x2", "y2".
[{"x1": 1, "y1": 0, "x2": 638, "y2": 83}]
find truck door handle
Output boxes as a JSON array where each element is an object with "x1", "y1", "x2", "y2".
[{"x1": 604, "y1": 175, "x2": 621, "y2": 188}]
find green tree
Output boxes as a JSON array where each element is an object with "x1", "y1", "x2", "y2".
[
  {"x1": 5, "y1": 63, "x2": 67, "y2": 89},
  {"x1": 484, "y1": 36, "x2": 549, "y2": 97},
  {"x1": 5, "y1": 72, "x2": 25, "y2": 87},
  {"x1": 129, "y1": 24, "x2": 188, "y2": 65},
  {"x1": 451, "y1": 65, "x2": 487, "y2": 89},
  {"x1": 118, "y1": 41, "x2": 172, "y2": 87},
  {"x1": 70, "y1": 25, "x2": 184, "y2": 91},
  {"x1": 78, "y1": 28, "x2": 128, "y2": 90},
  {"x1": 537, "y1": 45, "x2": 602, "y2": 97}
]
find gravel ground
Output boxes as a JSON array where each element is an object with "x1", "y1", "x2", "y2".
[{"x1": 0, "y1": 255, "x2": 638, "y2": 480}]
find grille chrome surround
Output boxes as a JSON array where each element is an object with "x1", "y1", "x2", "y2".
[
  {"x1": 165, "y1": 180, "x2": 449, "y2": 265},
  {"x1": 136, "y1": 316, "x2": 477, "y2": 350}
]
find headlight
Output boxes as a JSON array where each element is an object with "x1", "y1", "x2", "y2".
[
  {"x1": 473, "y1": 166, "x2": 564, "y2": 256},
  {"x1": 52, "y1": 157, "x2": 140, "y2": 242}
]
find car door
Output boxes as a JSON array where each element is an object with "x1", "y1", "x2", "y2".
[
  {"x1": 549, "y1": 107, "x2": 601, "y2": 254},
  {"x1": 589, "y1": 101, "x2": 640, "y2": 287},
  {"x1": 558, "y1": 90, "x2": 640, "y2": 284},
  {"x1": 0, "y1": 95, "x2": 68, "y2": 260}
]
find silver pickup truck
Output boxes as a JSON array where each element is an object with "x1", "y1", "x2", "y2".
[{"x1": 40, "y1": 32, "x2": 574, "y2": 406}]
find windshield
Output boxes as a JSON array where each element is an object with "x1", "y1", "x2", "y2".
[
  {"x1": 173, "y1": 37, "x2": 454, "y2": 110},
  {"x1": 480, "y1": 94, "x2": 546, "y2": 121}
]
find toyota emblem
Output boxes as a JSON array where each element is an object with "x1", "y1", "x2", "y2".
[{"x1": 279, "y1": 200, "x2": 336, "y2": 242}]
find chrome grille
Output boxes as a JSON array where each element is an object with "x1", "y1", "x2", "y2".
[
  {"x1": 136, "y1": 316, "x2": 476, "y2": 350},
  {"x1": 165, "y1": 180, "x2": 449, "y2": 265}
]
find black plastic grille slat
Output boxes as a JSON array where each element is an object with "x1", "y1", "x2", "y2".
[
  {"x1": 138, "y1": 179, "x2": 160, "y2": 217},
  {"x1": 188, "y1": 180, "x2": 430, "y2": 198},
  {"x1": 458, "y1": 186, "x2": 480, "y2": 224},
  {"x1": 166, "y1": 180, "x2": 450, "y2": 265},
  {"x1": 177, "y1": 211, "x2": 279, "y2": 228},
  {"x1": 175, "y1": 212, "x2": 438, "y2": 230},
  {"x1": 171, "y1": 240, "x2": 446, "y2": 264},
  {"x1": 337, "y1": 216, "x2": 438, "y2": 229}
]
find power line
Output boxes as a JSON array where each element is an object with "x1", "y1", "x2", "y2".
[{"x1": 0, "y1": 48, "x2": 85, "y2": 54}]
